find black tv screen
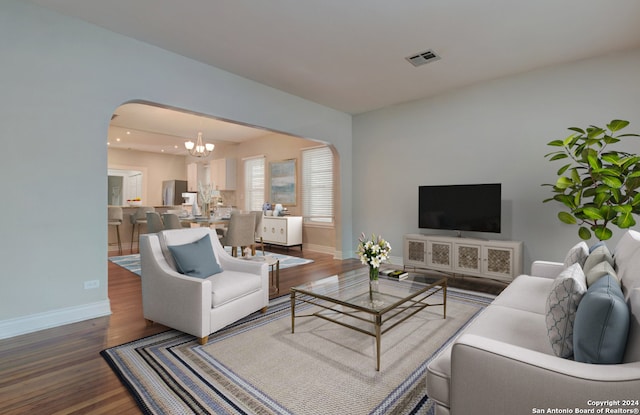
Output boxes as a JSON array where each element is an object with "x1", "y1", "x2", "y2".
[{"x1": 419, "y1": 184, "x2": 501, "y2": 233}]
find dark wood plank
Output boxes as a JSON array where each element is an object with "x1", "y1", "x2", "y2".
[
  {"x1": 0, "y1": 245, "x2": 500, "y2": 414},
  {"x1": 0, "y1": 247, "x2": 361, "y2": 415}
]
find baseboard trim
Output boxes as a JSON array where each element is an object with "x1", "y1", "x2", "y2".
[{"x1": 0, "y1": 300, "x2": 112, "y2": 340}]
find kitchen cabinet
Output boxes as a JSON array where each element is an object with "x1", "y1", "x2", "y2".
[
  {"x1": 210, "y1": 158, "x2": 236, "y2": 190},
  {"x1": 187, "y1": 163, "x2": 198, "y2": 192}
]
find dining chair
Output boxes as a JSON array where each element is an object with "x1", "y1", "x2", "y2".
[
  {"x1": 130, "y1": 206, "x2": 155, "y2": 252},
  {"x1": 219, "y1": 212, "x2": 256, "y2": 257},
  {"x1": 108, "y1": 206, "x2": 123, "y2": 255},
  {"x1": 162, "y1": 213, "x2": 183, "y2": 230},
  {"x1": 251, "y1": 211, "x2": 265, "y2": 256},
  {"x1": 146, "y1": 211, "x2": 165, "y2": 233}
]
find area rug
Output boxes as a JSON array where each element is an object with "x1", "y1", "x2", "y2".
[
  {"x1": 109, "y1": 249, "x2": 313, "y2": 276},
  {"x1": 101, "y1": 280, "x2": 493, "y2": 415}
]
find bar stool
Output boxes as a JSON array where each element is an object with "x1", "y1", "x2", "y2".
[
  {"x1": 108, "y1": 206, "x2": 123, "y2": 255},
  {"x1": 130, "y1": 206, "x2": 155, "y2": 253}
]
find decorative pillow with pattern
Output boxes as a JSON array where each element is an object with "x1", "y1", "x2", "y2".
[
  {"x1": 563, "y1": 242, "x2": 589, "y2": 269},
  {"x1": 545, "y1": 263, "x2": 588, "y2": 358}
]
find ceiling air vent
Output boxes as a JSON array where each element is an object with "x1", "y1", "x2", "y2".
[{"x1": 406, "y1": 49, "x2": 440, "y2": 67}]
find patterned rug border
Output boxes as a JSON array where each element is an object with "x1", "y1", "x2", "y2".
[{"x1": 102, "y1": 288, "x2": 492, "y2": 415}]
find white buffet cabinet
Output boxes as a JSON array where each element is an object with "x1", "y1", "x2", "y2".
[
  {"x1": 403, "y1": 234, "x2": 523, "y2": 282},
  {"x1": 261, "y1": 216, "x2": 303, "y2": 250}
]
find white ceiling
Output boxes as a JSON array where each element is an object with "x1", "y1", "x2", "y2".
[
  {"x1": 27, "y1": 0, "x2": 640, "y2": 115},
  {"x1": 108, "y1": 103, "x2": 272, "y2": 155},
  {"x1": 28, "y1": 1, "x2": 640, "y2": 155}
]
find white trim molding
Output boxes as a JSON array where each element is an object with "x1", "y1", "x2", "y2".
[{"x1": 0, "y1": 300, "x2": 112, "y2": 340}]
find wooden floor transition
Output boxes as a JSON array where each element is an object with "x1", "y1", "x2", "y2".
[{"x1": 0, "y1": 245, "x2": 504, "y2": 415}]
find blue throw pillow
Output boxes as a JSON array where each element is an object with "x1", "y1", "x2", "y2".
[
  {"x1": 573, "y1": 274, "x2": 630, "y2": 364},
  {"x1": 168, "y1": 234, "x2": 223, "y2": 279}
]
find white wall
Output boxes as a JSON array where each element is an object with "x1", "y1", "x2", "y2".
[
  {"x1": 353, "y1": 48, "x2": 640, "y2": 271},
  {"x1": 0, "y1": 0, "x2": 352, "y2": 337}
]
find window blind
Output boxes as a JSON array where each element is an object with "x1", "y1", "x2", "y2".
[
  {"x1": 302, "y1": 146, "x2": 333, "y2": 223},
  {"x1": 244, "y1": 156, "x2": 265, "y2": 211}
]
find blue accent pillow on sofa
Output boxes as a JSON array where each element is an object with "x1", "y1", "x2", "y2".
[
  {"x1": 573, "y1": 274, "x2": 630, "y2": 364},
  {"x1": 168, "y1": 234, "x2": 223, "y2": 279}
]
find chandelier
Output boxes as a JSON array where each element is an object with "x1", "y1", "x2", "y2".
[{"x1": 184, "y1": 132, "x2": 214, "y2": 157}]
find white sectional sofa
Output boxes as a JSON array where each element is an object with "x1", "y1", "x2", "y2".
[
  {"x1": 140, "y1": 227, "x2": 269, "y2": 344},
  {"x1": 426, "y1": 230, "x2": 640, "y2": 415}
]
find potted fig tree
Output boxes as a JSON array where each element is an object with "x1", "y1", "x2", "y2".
[{"x1": 543, "y1": 119, "x2": 640, "y2": 240}]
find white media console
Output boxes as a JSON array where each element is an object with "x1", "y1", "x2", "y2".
[{"x1": 403, "y1": 233, "x2": 523, "y2": 282}]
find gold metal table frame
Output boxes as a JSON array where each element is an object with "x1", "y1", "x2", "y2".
[{"x1": 290, "y1": 272, "x2": 447, "y2": 371}]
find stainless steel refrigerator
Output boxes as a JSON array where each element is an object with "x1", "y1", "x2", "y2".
[{"x1": 162, "y1": 180, "x2": 188, "y2": 206}]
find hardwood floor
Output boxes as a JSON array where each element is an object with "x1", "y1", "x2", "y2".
[
  {"x1": 0, "y1": 247, "x2": 362, "y2": 415},
  {"x1": 0, "y1": 246, "x2": 503, "y2": 414}
]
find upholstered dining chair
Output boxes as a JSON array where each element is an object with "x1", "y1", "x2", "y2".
[
  {"x1": 219, "y1": 212, "x2": 256, "y2": 257},
  {"x1": 107, "y1": 206, "x2": 123, "y2": 255},
  {"x1": 146, "y1": 211, "x2": 165, "y2": 233},
  {"x1": 162, "y1": 213, "x2": 183, "y2": 230},
  {"x1": 251, "y1": 211, "x2": 265, "y2": 256},
  {"x1": 130, "y1": 206, "x2": 155, "y2": 252}
]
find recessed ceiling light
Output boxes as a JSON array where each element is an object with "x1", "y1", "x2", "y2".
[
  {"x1": 126, "y1": 131, "x2": 131, "y2": 135},
  {"x1": 116, "y1": 138, "x2": 121, "y2": 142}
]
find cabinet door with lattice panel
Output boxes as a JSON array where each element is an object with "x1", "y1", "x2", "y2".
[
  {"x1": 454, "y1": 243, "x2": 481, "y2": 274},
  {"x1": 404, "y1": 238, "x2": 428, "y2": 268},
  {"x1": 427, "y1": 241, "x2": 453, "y2": 271},
  {"x1": 482, "y1": 246, "x2": 514, "y2": 279}
]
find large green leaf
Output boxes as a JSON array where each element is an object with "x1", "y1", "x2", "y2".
[
  {"x1": 601, "y1": 153, "x2": 620, "y2": 164},
  {"x1": 549, "y1": 153, "x2": 568, "y2": 161},
  {"x1": 628, "y1": 171, "x2": 640, "y2": 179},
  {"x1": 556, "y1": 163, "x2": 572, "y2": 175},
  {"x1": 558, "y1": 211, "x2": 577, "y2": 224},
  {"x1": 587, "y1": 127, "x2": 605, "y2": 139},
  {"x1": 593, "y1": 192, "x2": 610, "y2": 206},
  {"x1": 563, "y1": 133, "x2": 579, "y2": 146},
  {"x1": 592, "y1": 167, "x2": 622, "y2": 177},
  {"x1": 555, "y1": 176, "x2": 573, "y2": 190},
  {"x1": 586, "y1": 149, "x2": 600, "y2": 169},
  {"x1": 578, "y1": 227, "x2": 591, "y2": 240},
  {"x1": 582, "y1": 207, "x2": 605, "y2": 220},
  {"x1": 607, "y1": 119, "x2": 630, "y2": 132},
  {"x1": 547, "y1": 139, "x2": 565, "y2": 147},
  {"x1": 613, "y1": 205, "x2": 635, "y2": 228},
  {"x1": 594, "y1": 226, "x2": 613, "y2": 241},
  {"x1": 602, "y1": 176, "x2": 623, "y2": 188},
  {"x1": 568, "y1": 127, "x2": 586, "y2": 134},
  {"x1": 603, "y1": 135, "x2": 620, "y2": 145}
]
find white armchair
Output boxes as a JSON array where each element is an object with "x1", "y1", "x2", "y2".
[{"x1": 139, "y1": 227, "x2": 269, "y2": 344}]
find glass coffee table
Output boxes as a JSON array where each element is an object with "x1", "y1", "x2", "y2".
[{"x1": 290, "y1": 269, "x2": 447, "y2": 371}]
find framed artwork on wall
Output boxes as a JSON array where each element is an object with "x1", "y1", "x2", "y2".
[{"x1": 270, "y1": 159, "x2": 296, "y2": 206}]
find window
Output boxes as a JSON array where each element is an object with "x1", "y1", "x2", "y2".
[
  {"x1": 302, "y1": 146, "x2": 334, "y2": 224},
  {"x1": 244, "y1": 156, "x2": 265, "y2": 211}
]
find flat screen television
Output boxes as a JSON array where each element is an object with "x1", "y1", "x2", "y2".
[{"x1": 419, "y1": 183, "x2": 501, "y2": 233}]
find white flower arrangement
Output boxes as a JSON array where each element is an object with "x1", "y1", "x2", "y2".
[
  {"x1": 356, "y1": 232, "x2": 391, "y2": 269},
  {"x1": 198, "y1": 182, "x2": 215, "y2": 205}
]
